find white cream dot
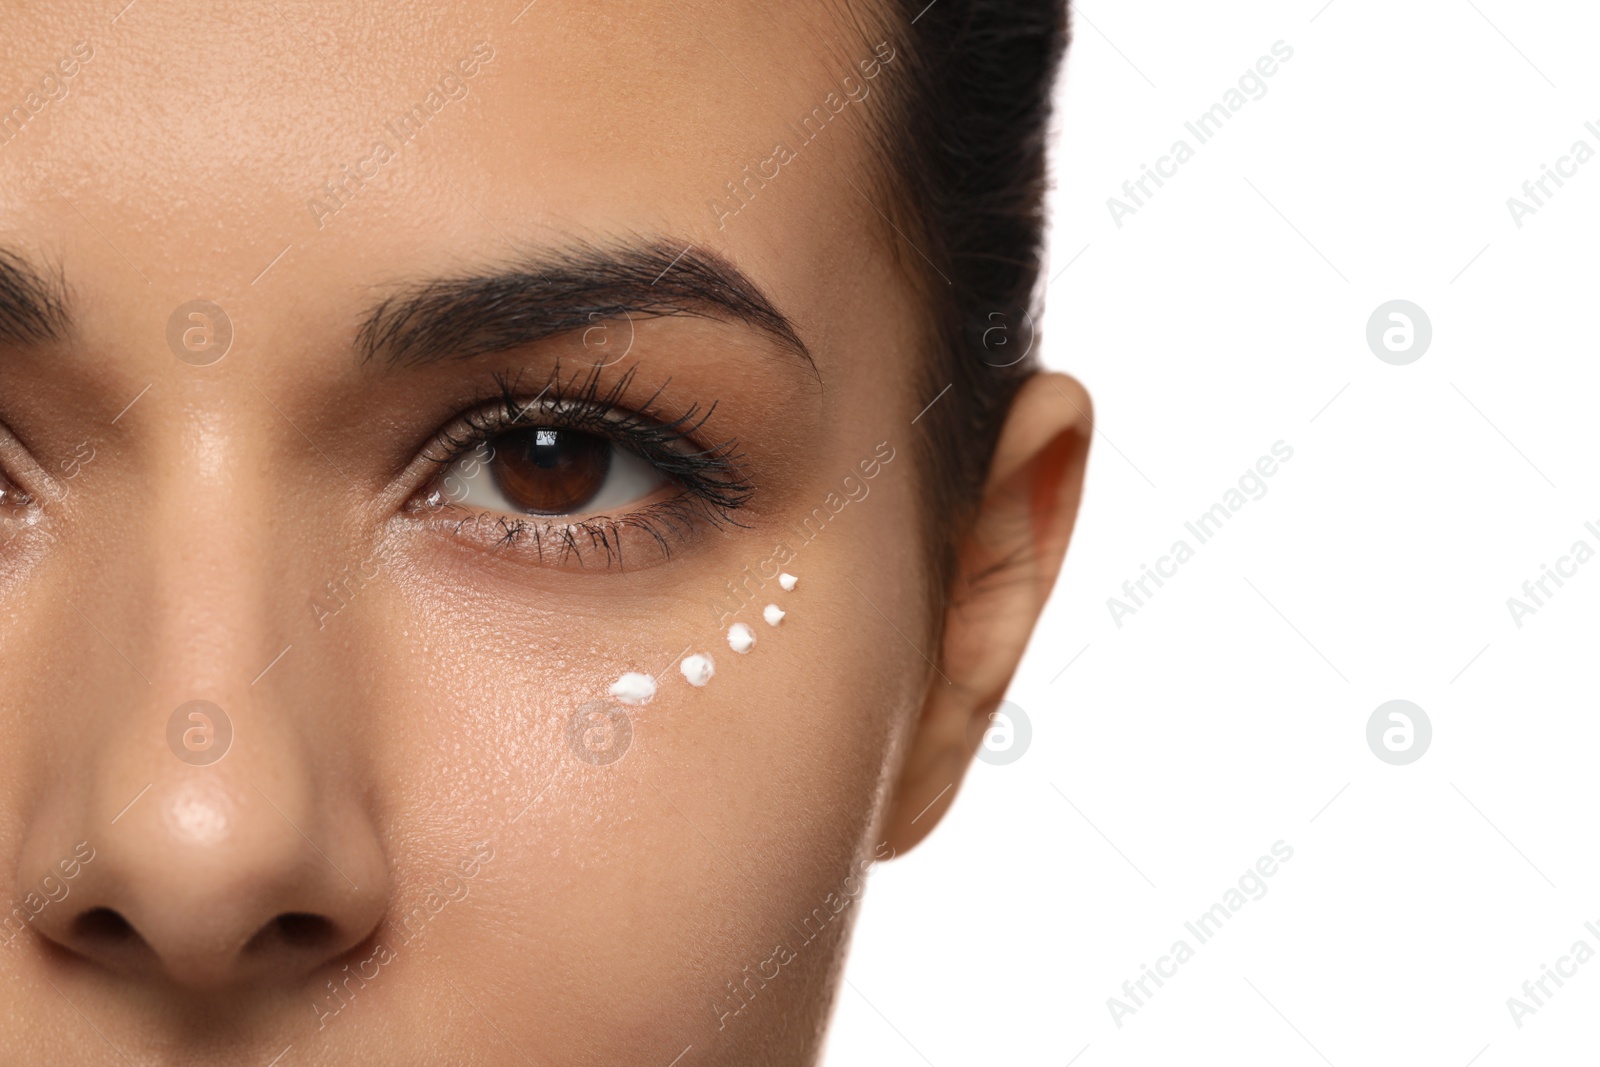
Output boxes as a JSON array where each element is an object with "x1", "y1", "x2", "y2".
[
  {"x1": 763, "y1": 603, "x2": 785, "y2": 626},
  {"x1": 680, "y1": 653, "x2": 715, "y2": 687},
  {"x1": 779, "y1": 572, "x2": 798, "y2": 591},
  {"x1": 727, "y1": 622, "x2": 756, "y2": 653},
  {"x1": 609, "y1": 672, "x2": 656, "y2": 706}
]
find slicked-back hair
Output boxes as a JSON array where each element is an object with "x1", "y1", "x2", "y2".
[{"x1": 878, "y1": 1, "x2": 1071, "y2": 606}]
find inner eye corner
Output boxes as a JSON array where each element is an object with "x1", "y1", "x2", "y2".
[{"x1": 0, "y1": 474, "x2": 36, "y2": 514}]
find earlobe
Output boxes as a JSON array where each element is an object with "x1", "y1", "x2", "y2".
[{"x1": 882, "y1": 372, "x2": 1092, "y2": 853}]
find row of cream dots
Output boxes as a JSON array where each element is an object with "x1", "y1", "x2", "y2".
[{"x1": 608, "y1": 572, "x2": 798, "y2": 705}]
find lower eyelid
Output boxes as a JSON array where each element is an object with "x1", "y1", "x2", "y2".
[{"x1": 411, "y1": 491, "x2": 715, "y2": 570}]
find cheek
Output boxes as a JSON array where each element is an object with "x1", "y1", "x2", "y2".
[{"x1": 348, "y1": 508, "x2": 927, "y2": 1058}]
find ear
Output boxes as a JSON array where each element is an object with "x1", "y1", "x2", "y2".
[{"x1": 882, "y1": 371, "x2": 1091, "y2": 853}]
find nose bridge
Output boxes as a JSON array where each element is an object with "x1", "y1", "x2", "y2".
[{"x1": 142, "y1": 400, "x2": 276, "y2": 692}]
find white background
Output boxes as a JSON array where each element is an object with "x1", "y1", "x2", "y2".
[{"x1": 829, "y1": 1, "x2": 1600, "y2": 1064}]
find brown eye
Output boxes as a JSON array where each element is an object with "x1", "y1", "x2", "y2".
[
  {"x1": 430, "y1": 424, "x2": 671, "y2": 521},
  {"x1": 488, "y1": 428, "x2": 611, "y2": 515}
]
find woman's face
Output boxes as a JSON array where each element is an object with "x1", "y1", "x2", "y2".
[{"x1": 0, "y1": 3, "x2": 1090, "y2": 1064}]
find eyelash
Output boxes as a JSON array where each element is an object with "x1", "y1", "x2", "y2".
[{"x1": 414, "y1": 361, "x2": 753, "y2": 567}]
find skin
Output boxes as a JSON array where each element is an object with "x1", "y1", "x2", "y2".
[{"x1": 0, "y1": 2, "x2": 1089, "y2": 1064}]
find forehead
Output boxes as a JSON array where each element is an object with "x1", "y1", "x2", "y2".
[{"x1": 0, "y1": 1, "x2": 901, "y2": 355}]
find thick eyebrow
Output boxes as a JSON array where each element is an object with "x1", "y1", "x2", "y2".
[
  {"x1": 357, "y1": 240, "x2": 814, "y2": 376},
  {"x1": 0, "y1": 246, "x2": 69, "y2": 347}
]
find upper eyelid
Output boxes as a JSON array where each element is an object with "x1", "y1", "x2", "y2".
[
  {"x1": 427, "y1": 392, "x2": 661, "y2": 470},
  {"x1": 408, "y1": 363, "x2": 754, "y2": 521},
  {"x1": 427, "y1": 365, "x2": 729, "y2": 471}
]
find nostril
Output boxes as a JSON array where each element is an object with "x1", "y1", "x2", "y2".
[
  {"x1": 72, "y1": 907, "x2": 136, "y2": 946},
  {"x1": 56, "y1": 906, "x2": 348, "y2": 986},
  {"x1": 247, "y1": 912, "x2": 337, "y2": 953},
  {"x1": 69, "y1": 907, "x2": 340, "y2": 963}
]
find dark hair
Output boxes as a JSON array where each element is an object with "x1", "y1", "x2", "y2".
[{"x1": 873, "y1": 1, "x2": 1071, "y2": 608}]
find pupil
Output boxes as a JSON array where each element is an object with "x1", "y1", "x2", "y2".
[{"x1": 490, "y1": 428, "x2": 611, "y2": 515}]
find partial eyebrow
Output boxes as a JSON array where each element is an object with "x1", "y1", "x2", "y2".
[
  {"x1": 357, "y1": 239, "x2": 814, "y2": 376},
  {"x1": 0, "y1": 246, "x2": 69, "y2": 347}
]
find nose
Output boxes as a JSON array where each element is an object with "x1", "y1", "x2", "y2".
[
  {"x1": 20, "y1": 723, "x2": 388, "y2": 992},
  {"x1": 12, "y1": 402, "x2": 388, "y2": 993}
]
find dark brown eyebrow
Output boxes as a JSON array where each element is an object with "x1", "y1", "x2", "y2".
[
  {"x1": 356, "y1": 239, "x2": 815, "y2": 377},
  {"x1": 0, "y1": 246, "x2": 69, "y2": 347}
]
